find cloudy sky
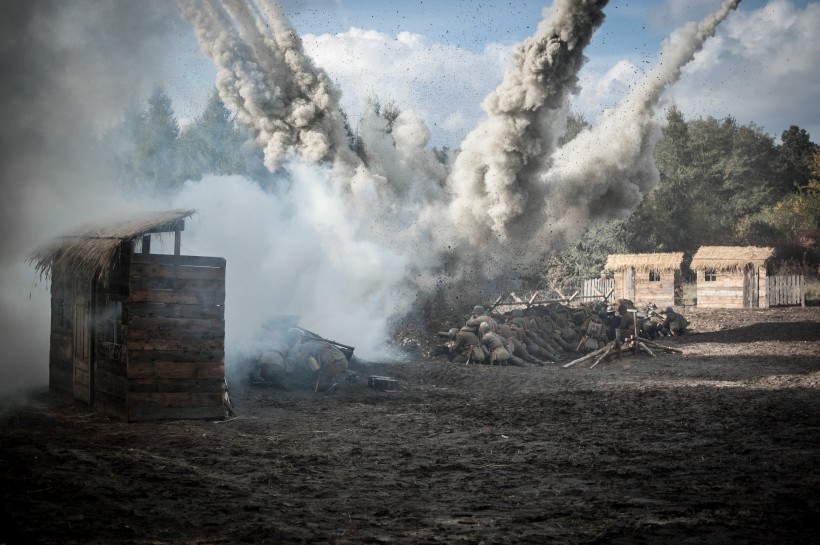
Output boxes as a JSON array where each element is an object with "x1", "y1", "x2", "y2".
[{"x1": 163, "y1": 0, "x2": 819, "y2": 147}]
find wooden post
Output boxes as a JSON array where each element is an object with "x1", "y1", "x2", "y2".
[
  {"x1": 174, "y1": 223, "x2": 182, "y2": 256},
  {"x1": 141, "y1": 234, "x2": 151, "y2": 255}
]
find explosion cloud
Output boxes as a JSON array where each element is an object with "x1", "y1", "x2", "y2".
[{"x1": 174, "y1": 0, "x2": 743, "y2": 355}]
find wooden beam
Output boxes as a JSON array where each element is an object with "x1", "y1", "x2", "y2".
[
  {"x1": 174, "y1": 222, "x2": 182, "y2": 256},
  {"x1": 141, "y1": 235, "x2": 151, "y2": 255}
]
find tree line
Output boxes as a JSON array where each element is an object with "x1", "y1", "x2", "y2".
[{"x1": 101, "y1": 87, "x2": 819, "y2": 285}]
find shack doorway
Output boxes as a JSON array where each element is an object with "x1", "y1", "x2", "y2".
[{"x1": 743, "y1": 265, "x2": 759, "y2": 308}]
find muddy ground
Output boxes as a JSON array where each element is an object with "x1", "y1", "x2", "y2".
[{"x1": 2, "y1": 307, "x2": 820, "y2": 544}]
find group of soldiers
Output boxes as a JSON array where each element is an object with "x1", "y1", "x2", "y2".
[
  {"x1": 251, "y1": 328, "x2": 350, "y2": 391},
  {"x1": 436, "y1": 300, "x2": 690, "y2": 365},
  {"x1": 577, "y1": 301, "x2": 689, "y2": 351},
  {"x1": 436, "y1": 304, "x2": 585, "y2": 366}
]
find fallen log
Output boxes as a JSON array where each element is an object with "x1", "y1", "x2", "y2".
[
  {"x1": 638, "y1": 342, "x2": 655, "y2": 357},
  {"x1": 562, "y1": 343, "x2": 610, "y2": 368},
  {"x1": 589, "y1": 343, "x2": 614, "y2": 369}
]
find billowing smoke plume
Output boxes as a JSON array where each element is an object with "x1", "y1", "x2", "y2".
[
  {"x1": 537, "y1": 0, "x2": 742, "y2": 242},
  {"x1": 177, "y1": 0, "x2": 359, "y2": 173},
  {"x1": 447, "y1": 0, "x2": 608, "y2": 243},
  {"x1": 177, "y1": 0, "x2": 742, "y2": 310}
]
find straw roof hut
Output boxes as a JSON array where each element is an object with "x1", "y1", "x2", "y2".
[
  {"x1": 604, "y1": 252, "x2": 684, "y2": 308},
  {"x1": 29, "y1": 209, "x2": 196, "y2": 287},
  {"x1": 690, "y1": 246, "x2": 774, "y2": 271},
  {"x1": 32, "y1": 209, "x2": 227, "y2": 422},
  {"x1": 605, "y1": 253, "x2": 685, "y2": 272},
  {"x1": 690, "y1": 246, "x2": 774, "y2": 308}
]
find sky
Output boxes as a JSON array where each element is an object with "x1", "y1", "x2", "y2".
[{"x1": 162, "y1": 0, "x2": 820, "y2": 147}]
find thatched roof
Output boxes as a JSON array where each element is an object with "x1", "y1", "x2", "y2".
[
  {"x1": 690, "y1": 246, "x2": 774, "y2": 271},
  {"x1": 605, "y1": 253, "x2": 684, "y2": 272},
  {"x1": 29, "y1": 209, "x2": 196, "y2": 285}
]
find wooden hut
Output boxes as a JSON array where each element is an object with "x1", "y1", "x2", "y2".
[
  {"x1": 690, "y1": 246, "x2": 773, "y2": 308},
  {"x1": 30, "y1": 209, "x2": 227, "y2": 421},
  {"x1": 604, "y1": 253, "x2": 684, "y2": 308}
]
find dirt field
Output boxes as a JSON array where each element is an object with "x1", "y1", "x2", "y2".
[{"x1": 2, "y1": 307, "x2": 820, "y2": 544}]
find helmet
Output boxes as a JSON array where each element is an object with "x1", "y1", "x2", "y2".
[
  {"x1": 286, "y1": 328, "x2": 303, "y2": 347},
  {"x1": 511, "y1": 309, "x2": 524, "y2": 318},
  {"x1": 665, "y1": 306, "x2": 674, "y2": 314},
  {"x1": 648, "y1": 302, "x2": 657, "y2": 310},
  {"x1": 478, "y1": 322, "x2": 492, "y2": 334},
  {"x1": 472, "y1": 305, "x2": 485, "y2": 315},
  {"x1": 606, "y1": 306, "x2": 615, "y2": 314}
]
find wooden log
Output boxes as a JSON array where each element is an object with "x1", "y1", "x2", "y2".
[
  {"x1": 589, "y1": 343, "x2": 614, "y2": 369},
  {"x1": 562, "y1": 343, "x2": 611, "y2": 368},
  {"x1": 638, "y1": 342, "x2": 655, "y2": 357}
]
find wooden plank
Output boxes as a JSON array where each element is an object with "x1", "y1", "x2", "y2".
[
  {"x1": 128, "y1": 392, "x2": 224, "y2": 409},
  {"x1": 125, "y1": 330, "x2": 224, "y2": 345},
  {"x1": 124, "y1": 315, "x2": 224, "y2": 335},
  {"x1": 130, "y1": 262, "x2": 225, "y2": 281},
  {"x1": 127, "y1": 361, "x2": 225, "y2": 380},
  {"x1": 95, "y1": 373, "x2": 127, "y2": 399},
  {"x1": 127, "y1": 349, "x2": 224, "y2": 365},
  {"x1": 130, "y1": 276, "x2": 224, "y2": 292},
  {"x1": 125, "y1": 302, "x2": 225, "y2": 320},
  {"x1": 126, "y1": 338, "x2": 224, "y2": 351},
  {"x1": 127, "y1": 288, "x2": 225, "y2": 306},
  {"x1": 131, "y1": 253, "x2": 226, "y2": 268},
  {"x1": 128, "y1": 378, "x2": 224, "y2": 394},
  {"x1": 95, "y1": 356, "x2": 127, "y2": 378},
  {"x1": 128, "y1": 406, "x2": 225, "y2": 422}
]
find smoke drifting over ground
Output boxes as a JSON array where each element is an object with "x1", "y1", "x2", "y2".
[{"x1": 1, "y1": 0, "x2": 741, "y2": 393}]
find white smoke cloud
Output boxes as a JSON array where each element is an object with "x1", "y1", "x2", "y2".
[
  {"x1": 300, "y1": 28, "x2": 510, "y2": 146},
  {"x1": 167, "y1": 171, "x2": 414, "y2": 369}
]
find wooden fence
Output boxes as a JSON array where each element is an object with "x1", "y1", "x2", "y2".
[
  {"x1": 767, "y1": 275, "x2": 805, "y2": 307},
  {"x1": 581, "y1": 279, "x2": 615, "y2": 303}
]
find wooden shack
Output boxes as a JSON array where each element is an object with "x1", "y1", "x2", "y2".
[
  {"x1": 604, "y1": 253, "x2": 684, "y2": 308},
  {"x1": 30, "y1": 209, "x2": 227, "y2": 421},
  {"x1": 690, "y1": 246, "x2": 773, "y2": 308}
]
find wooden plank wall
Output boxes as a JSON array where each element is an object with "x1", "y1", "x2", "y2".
[
  {"x1": 767, "y1": 275, "x2": 805, "y2": 307},
  {"x1": 696, "y1": 271, "x2": 744, "y2": 308},
  {"x1": 92, "y1": 247, "x2": 131, "y2": 419},
  {"x1": 632, "y1": 270, "x2": 676, "y2": 308},
  {"x1": 697, "y1": 267, "x2": 768, "y2": 308},
  {"x1": 124, "y1": 253, "x2": 226, "y2": 422},
  {"x1": 49, "y1": 278, "x2": 73, "y2": 395}
]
